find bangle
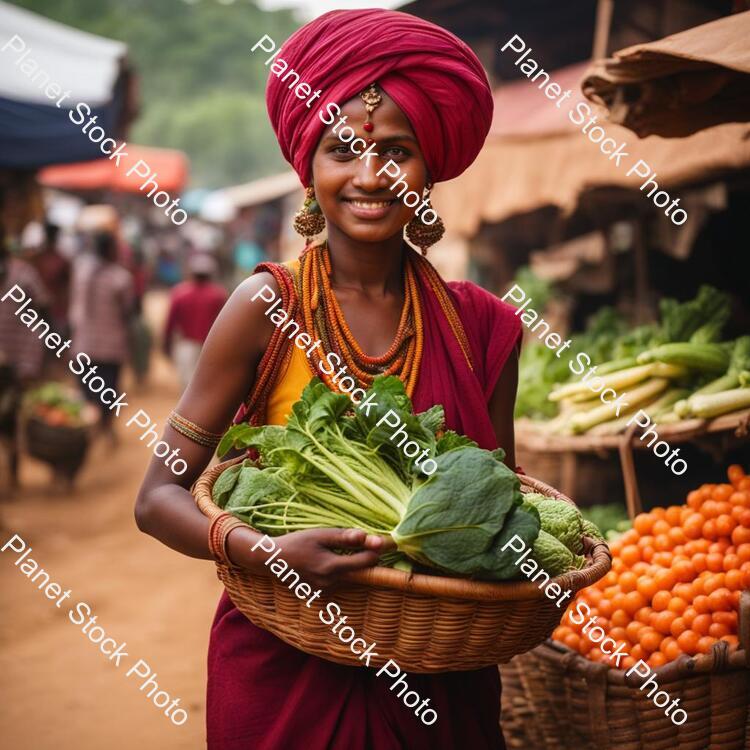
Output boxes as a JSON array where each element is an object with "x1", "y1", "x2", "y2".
[
  {"x1": 168, "y1": 411, "x2": 224, "y2": 449},
  {"x1": 208, "y1": 512, "x2": 246, "y2": 567}
]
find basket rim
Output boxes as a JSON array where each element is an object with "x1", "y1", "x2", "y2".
[{"x1": 193, "y1": 457, "x2": 612, "y2": 603}]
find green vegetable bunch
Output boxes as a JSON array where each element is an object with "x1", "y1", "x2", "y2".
[{"x1": 214, "y1": 376, "x2": 544, "y2": 580}]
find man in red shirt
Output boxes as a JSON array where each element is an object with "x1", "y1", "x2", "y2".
[{"x1": 163, "y1": 254, "x2": 228, "y2": 390}]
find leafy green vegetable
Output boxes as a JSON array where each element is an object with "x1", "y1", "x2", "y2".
[
  {"x1": 214, "y1": 375, "x2": 541, "y2": 580},
  {"x1": 523, "y1": 493, "x2": 584, "y2": 554},
  {"x1": 532, "y1": 530, "x2": 583, "y2": 577}
]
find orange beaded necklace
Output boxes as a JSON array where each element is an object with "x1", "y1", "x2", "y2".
[{"x1": 298, "y1": 240, "x2": 423, "y2": 396}]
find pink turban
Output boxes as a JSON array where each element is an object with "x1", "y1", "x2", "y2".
[{"x1": 265, "y1": 9, "x2": 493, "y2": 186}]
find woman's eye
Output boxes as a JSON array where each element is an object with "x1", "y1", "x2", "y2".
[
  {"x1": 331, "y1": 145, "x2": 355, "y2": 157},
  {"x1": 383, "y1": 147, "x2": 410, "y2": 159}
]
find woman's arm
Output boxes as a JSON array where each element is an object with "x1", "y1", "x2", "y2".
[
  {"x1": 487, "y1": 344, "x2": 519, "y2": 469},
  {"x1": 134, "y1": 272, "x2": 386, "y2": 587}
]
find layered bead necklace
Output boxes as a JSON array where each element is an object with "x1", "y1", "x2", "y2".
[{"x1": 298, "y1": 241, "x2": 424, "y2": 396}]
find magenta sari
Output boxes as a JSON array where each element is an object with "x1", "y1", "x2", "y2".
[{"x1": 206, "y1": 277, "x2": 522, "y2": 749}]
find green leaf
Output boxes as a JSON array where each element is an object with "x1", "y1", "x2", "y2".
[
  {"x1": 212, "y1": 461, "x2": 244, "y2": 509},
  {"x1": 435, "y1": 431, "x2": 477, "y2": 454}
]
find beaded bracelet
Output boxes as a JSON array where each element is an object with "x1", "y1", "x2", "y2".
[
  {"x1": 168, "y1": 411, "x2": 224, "y2": 449},
  {"x1": 208, "y1": 512, "x2": 246, "y2": 567}
]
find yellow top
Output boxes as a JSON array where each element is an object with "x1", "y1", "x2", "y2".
[
  {"x1": 264, "y1": 259, "x2": 315, "y2": 426},
  {"x1": 266, "y1": 344, "x2": 315, "y2": 426}
]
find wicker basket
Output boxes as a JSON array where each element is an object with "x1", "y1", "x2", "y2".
[
  {"x1": 24, "y1": 416, "x2": 90, "y2": 478},
  {"x1": 193, "y1": 457, "x2": 612, "y2": 673},
  {"x1": 499, "y1": 594, "x2": 750, "y2": 750}
]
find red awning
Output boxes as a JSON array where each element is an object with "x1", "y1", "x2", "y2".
[{"x1": 38, "y1": 145, "x2": 189, "y2": 194}]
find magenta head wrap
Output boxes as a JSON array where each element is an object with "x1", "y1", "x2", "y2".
[{"x1": 265, "y1": 9, "x2": 493, "y2": 186}]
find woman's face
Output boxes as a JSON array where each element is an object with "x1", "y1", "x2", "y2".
[{"x1": 311, "y1": 91, "x2": 429, "y2": 245}]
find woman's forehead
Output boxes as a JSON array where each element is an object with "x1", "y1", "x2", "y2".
[{"x1": 337, "y1": 90, "x2": 415, "y2": 134}]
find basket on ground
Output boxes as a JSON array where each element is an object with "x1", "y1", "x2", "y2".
[
  {"x1": 499, "y1": 598, "x2": 750, "y2": 750},
  {"x1": 193, "y1": 457, "x2": 612, "y2": 673},
  {"x1": 23, "y1": 416, "x2": 90, "y2": 479}
]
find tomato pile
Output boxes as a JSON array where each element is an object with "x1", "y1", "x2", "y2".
[{"x1": 553, "y1": 465, "x2": 750, "y2": 670}]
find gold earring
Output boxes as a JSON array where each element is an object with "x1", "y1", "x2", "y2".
[
  {"x1": 293, "y1": 186, "x2": 326, "y2": 240},
  {"x1": 405, "y1": 188, "x2": 444, "y2": 255}
]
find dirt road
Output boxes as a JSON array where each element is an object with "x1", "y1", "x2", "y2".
[{"x1": 0, "y1": 300, "x2": 220, "y2": 749}]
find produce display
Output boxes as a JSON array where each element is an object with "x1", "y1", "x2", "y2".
[
  {"x1": 24, "y1": 382, "x2": 91, "y2": 428},
  {"x1": 214, "y1": 376, "x2": 601, "y2": 580},
  {"x1": 552, "y1": 465, "x2": 750, "y2": 669},
  {"x1": 516, "y1": 285, "x2": 750, "y2": 434}
]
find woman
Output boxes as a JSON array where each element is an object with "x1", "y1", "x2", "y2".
[{"x1": 135, "y1": 9, "x2": 521, "y2": 749}]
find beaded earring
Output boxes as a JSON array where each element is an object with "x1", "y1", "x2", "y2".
[
  {"x1": 405, "y1": 186, "x2": 445, "y2": 255},
  {"x1": 293, "y1": 186, "x2": 326, "y2": 240}
]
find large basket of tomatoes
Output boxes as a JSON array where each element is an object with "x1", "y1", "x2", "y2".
[{"x1": 499, "y1": 465, "x2": 750, "y2": 750}]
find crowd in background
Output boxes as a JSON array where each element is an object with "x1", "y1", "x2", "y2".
[{"x1": 0, "y1": 209, "x2": 245, "y2": 487}]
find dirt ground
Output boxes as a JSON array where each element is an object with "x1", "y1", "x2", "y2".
[{"x1": 0, "y1": 293, "x2": 220, "y2": 749}]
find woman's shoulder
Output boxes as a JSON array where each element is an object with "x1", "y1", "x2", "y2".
[{"x1": 446, "y1": 279, "x2": 521, "y2": 331}]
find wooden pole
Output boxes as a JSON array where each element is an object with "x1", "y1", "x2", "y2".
[{"x1": 592, "y1": 0, "x2": 615, "y2": 60}]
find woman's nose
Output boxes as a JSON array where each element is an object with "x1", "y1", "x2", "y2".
[{"x1": 351, "y1": 151, "x2": 390, "y2": 192}]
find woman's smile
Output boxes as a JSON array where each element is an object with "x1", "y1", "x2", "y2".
[{"x1": 342, "y1": 196, "x2": 397, "y2": 220}]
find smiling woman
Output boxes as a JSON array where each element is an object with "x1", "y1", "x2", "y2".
[{"x1": 134, "y1": 8, "x2": 521, "y2": 750}]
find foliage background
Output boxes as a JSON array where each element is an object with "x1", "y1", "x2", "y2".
[{"x1": 12, "y1": 0, "x2": 300, "y2": 188}]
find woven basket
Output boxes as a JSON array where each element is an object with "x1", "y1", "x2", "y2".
[
  {"x1": 499, "y1": 593, "x2": 750, "y2": 750},
  {"x1": 24, "y1": 416, "x2": 90, "y2": 477},
  {"x1": 193, "y1": 457, "x2": 612, "y2": 673}
]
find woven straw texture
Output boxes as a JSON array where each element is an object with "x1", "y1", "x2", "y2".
[
  {"x1": 500, "y1": 595, "x2": 750, "y2": 750},
  {"x1": 193, "y1": 457, "x2": 612, "y2": 673}
]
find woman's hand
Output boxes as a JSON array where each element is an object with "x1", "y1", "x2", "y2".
[{"x1": 227, "y1": 526, "x2": 393, "y2": 589}]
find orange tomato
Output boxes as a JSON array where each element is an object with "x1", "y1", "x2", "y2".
[
  {"x1": 739, "y1": 477, "x2": 750, "y2": 492},
  {"x1": 619, "y1": 571, "x2": 638, "y2": 593},
  {"x1": 723, "y1": 554, "x2": 741, "y2": 573},
  {"x1": 611, "y1": 609, "x2": 630, "y2": 628},
  {"x1": 639, "y1": 628, "x2": 662, "y2": 654},
  {"x1": 640, "y1": 545, "x2": 656, "y2": 563},
  {"x1": 654, "y1": 534, "x2": 672, "y2": 552},
  {"x1": 708, "y1": 622, "x2": 730, "y2": 639},
  {"x1": 724, "y1": 569, "x2": 744, "y2": 591},
  {"x1": 620, "y1": 529, "x2": 640, "y2": 546},
  {"x1": 676, "y1": 630, "x2": 700, "y2": 656},
  {"x1": 652, "y1": 551, "x2": 674, "y2": 568},
  {"x1": 701, "y1": 501, "x2": 719, "y2": 519},
  {"x1": 712, "y1": 611, "x2": 738, "y2": 629},
  {"x1": 672, "y1": 583, "x2": 694, "y2": 601},
  {"x1": 667, "y1": 597, "x2": 688, "y2": 615},
  {"x1": 635, "y1": 606, "x2": 653, "y2": 624},
  {"x1": 563, "y1": 632, "x2": 581, "y2": 651},
  {"x1": 630, "y1": 644, "x2": 646, "y2": 662},
  {"x1": 702, "y1": 572, "x2": 726, "y2": 595},
  {"x1": 652, "y1": 611, "x2": 677, "y2": 635},
  {"x1": 626, "y1": 621, "x2": 645, "y2": 643},
  {"x1": 683, "y1": 513, "x2": 705, "y2": 540},
  {"x1": 665, "y1": 506, "x2": 683, "y2": 526},
  {"x1": 621, "y1": 656, "x2": 637, "y2": 671},
  {"x1": 620, "y1": 545, "x2": 641, "y2": 567},
  {"x1": 692, "y1": 613, "x2": 712, "y2": 635},
  {"x1": 682, "y1": 606, "x2": 698, "y2": 626},
  {"x1": 716, "y1": 514, "x2": 737, "y2": 538},
  {"x1": 652, "y1": 519, "x2": 671, "y2": 536},
  {"x1": 738, "y1": 544, "x2": 750, "y2": 563},
  {"x1": 637, "y1": 577, "x2": 658, "y2": 600},
  {"x1": 706, "y1": 552, "x2": 724, "y2": 572},
  {"x1": 696, "y1": 636, "x2": 717, "y2": 654},
  {"x1": 649, "y1": 652, "x2": 668, "y2": 668},
  {"x1": 637, "y1": 534, "x2": 655, "y2": 550},
  {"x1": 713, "y1": 485, "x2": 733, "y2": 503},
  {"x1": 727, "y1": 465, "x2": 745, "y2": 486},
  {"x1": 654, "y1": 569, "x2": 676, "y2": 590},
  {"x1": 693, "y1": 595, "x2": 712, "y2": 614},
  {"x1": 703, "y1": 519, "x2": 719, "y2": 540},
  {"x1": 691, "y1": 553, "x2": 708, "y2": 573},
  {"x1": 672, "y1": 560, "x2": 695, "y2": 583},
  {"x1": 652, "y1": 590, "x2": 672, "y2": 612},
  {"x1": 687, "y1": 490, "x2": 703, "y2": 510},
  {"x1": 623, "y1": 591, "x2": 647, "y2": 616},
  {"x1": 660, "y1": 636, "x2": 681, "y2": 662},
  {"x1": 670, "y1": 616, "x2": 688, "y2": 639},
  {"x1": 707, "y1": 588, "x2": 732, "y2": 612},
  {"x1": 732, "y1": 526, "x2": 750, "y2": 546},
  {"x1": 609, "y1": 627, "x2": 628, "y2": 643},
  {"x1": 633, "y1": 514, "x2": 654, "y2": 536}
]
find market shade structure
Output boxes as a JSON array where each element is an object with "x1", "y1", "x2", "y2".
[
  {"x1": 0, "y1": 0, "x2": 134, "y2": 168},
  {"x1": 582, "y1": 10, "x2": 750, "y2": 137},
  {"x1": 37, "y1": 146, "x2": 189, "y2": 194},
  {"x1": 432, "y1": 62, "x2": 750, "y2": 238}
]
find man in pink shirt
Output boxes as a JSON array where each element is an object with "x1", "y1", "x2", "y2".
[{"x1": 163, "y1": 254, "x2": 228, "y2": 390}]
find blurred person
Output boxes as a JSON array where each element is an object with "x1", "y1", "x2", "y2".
[
  {"x1": 0, "y1": 222, "x2": 50, "y2": 486},
  {"x1": 69, "y1": 231, "x2": 134, "y2": 444},
  {"x1": 28, "y1": 222, "x2": 71, "y2": 334},
  {"x1": 163, "y1": 253, "x2": 228, "y2": 389},
  {"x1": 135, "y1": 10, "x2": 518, "y2": 750}
]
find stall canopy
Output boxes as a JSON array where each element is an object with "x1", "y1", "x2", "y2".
[
  {"x1": 433, "y1": 62, "x2": 750, "y2": 238},
  {"x1": 37, "y1": 145, "x2": 189, "y2": 194},
  {"x1": 582, "y1": 10, "x2": 750, "y2": 137},
  {"x1": 0, "y1": 1, "x2": 134, "y2": 168}
]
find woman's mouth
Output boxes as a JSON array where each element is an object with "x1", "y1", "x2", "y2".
[{"x1": 343, "y1": 197, "x2": 397, "y2": 220}]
